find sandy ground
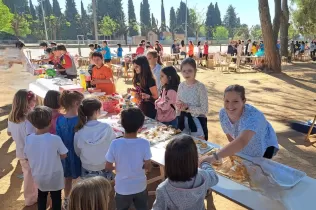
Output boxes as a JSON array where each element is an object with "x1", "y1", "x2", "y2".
[{"x1": 0, "y1": 62, "x2": 315, "y2": 210}]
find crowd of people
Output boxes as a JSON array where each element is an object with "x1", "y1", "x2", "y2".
[{"x1": 7, "y1": 38, "x2": 283, "y2": 210}]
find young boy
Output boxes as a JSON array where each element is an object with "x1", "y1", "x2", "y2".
[
  {"x1": 105, "y1": 108, "x2": 152, "y2": 210},
  {"x1": 91, "y1": 52, "x2": 116, "y2": 94},
  {"x1": 39, "y1": 42, "x2": 48, "y2": 59},
  {"x1": 100, "y1": 40, "x2": 111, "y2": 63},
  {"x1": 54, "y1": 44, "x2": 77, "y2": 80},
  {"x1": 24, "y1": 106, "x2": 68, "y2": 210}
]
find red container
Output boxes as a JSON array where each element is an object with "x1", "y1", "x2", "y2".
[{"x1": 103, "y1": 99, "x2": 119, "y2": 113}]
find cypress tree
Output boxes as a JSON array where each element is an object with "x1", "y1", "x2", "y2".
[
  {"x1": 30, "y1": 0, "x2": 37, "y2": 19},
  {"x1": 52, "y1": 0, "x2": 62, "y2": 17},
  {"x1": 128, "y1": 0, "x2": 138, "y2": 36},
  {"x1": 223, "y1": 5, "x2": 239, "y2": 38},
  {"x1": 205, "y1": 3, "x2": 215, "y2": 39},
  {"x1": 214, "y1": 2, "x2": 222, "y2": 26},
  {"x1": 161, "y1": 0, "x2": 166, "y2": 32},
  {"x1": 64, "y1": 0, "x2": 80, "y2": 39},
  {"x1": 40, "y1": 0, "x2": 53, "y2": 16}
]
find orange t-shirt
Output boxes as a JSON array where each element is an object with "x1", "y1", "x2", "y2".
[
  {"x1": 92, "y1": 65, "x2": 116, "y2": 94},
  {"x1": 188, "y1": 44, "x2": 194, "y2": 56}
]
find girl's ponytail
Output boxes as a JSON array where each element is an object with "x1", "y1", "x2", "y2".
[
  {"x1": 75, "y1": 104, "x2": 87, "y2": 132},
  {"x1": 74, "y1": 98, "x2": 102, "y2": 132}
]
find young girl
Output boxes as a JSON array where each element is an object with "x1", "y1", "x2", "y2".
[
  {"x1": 132, "y1": 56, "x2": 158, "y2": 119},
  {"x1": 56, "y1": 90, "x2": 84, "y2": 209},
  {"x1": 197, "y1": 41, "x2": 203, "y2": 65},
  {"x1": 152, "y1": 135, "x2": 218, "y2": 210},
  {"x1": 155, "y1": 66, "x2": 180, "y2": 128},
  {"x1": 74, "y1": 98, "x2": 116, "y2": 179},
  {"x1": 147, "y1": 50, "x2": 163, "y2": 92},
  {"x1": 117, "y1": 44, "x2": 123, "y2": 58},
  {"x1": 44, "y1": 90, "x2": 61, "y2": 134},
  {"x1": 7, "y1": 90, "x2": 37, "y2": 206},
  {"x1": 68, "y1": 176, "x2": 112, "y2": 210},
  {"x1": 188, "y1": 40, "x2": 194, "y2": 58},
  {"x1": 180, "y1": 40, "x2": 187, "y2": 58},
  {"x1": 176, "y1": 58, "x2": 209, "y2": 140}
]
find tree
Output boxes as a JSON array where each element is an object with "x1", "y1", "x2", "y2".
[
  {"x1": 52, "y1": 0, "x2": 62, "y2": 17},
  {"x1": 128, "y1": 0, "x2": 138, "y2": 36},
  {"x1": 168, "y1": 7, "x2": 179, "y2": 40},
  {"x1": 288, "y1": 24, "x2": 299, "y2": 40},
  {"x1": 29, "y1": 0, "x2": 37, "y2": 19},
  {"x1": 214, "y1": 2, "x2": 222, "y2": 26},
  {"x1": 151, "y1": 13, "x2": 157, "y2": 29},
  {"x1": 280, "y1": 0, "x2": 289, "y2": 57},
  {"x1": 0, "y1": 0, "x2": 13, "y2": 33},
  {"x1": 64, "y1": 0, "x2": 80, "y2": 39},
  {"x1": 176, "y1": 1, "x2": 188, "y2": 34},
  {"x1": 40, "y1": 0, "x2": 53, "y2": 17},
  {"x1": 223, "y1": 5, "x2": 239, "y2": 38},
  {"x1": 79, "y1": 0, "x2": 89, "y2": 37},
  {"x1": 161, "y1": 0, "x2": 166, "y2": 32},
  {"x1": 234, "y1": 24, "x2": 250, "y2": 40},
  {"x1": 292, "y1": 0, "x2": 316, "y2": 36},
  {"x1": 188, "y1": 8, "x2": 205, "y2": 42},
  {"x1": 99, "y1": 16, "x2": 117, "y2": 37},
  {"x1": 205, "y1": 3, "x2": 215, "y2": 39},
  {"x1": 140, "y1": 0, "x2": 151, "y2": 36},
  {"x1": 11, "y1": 14, "x2": 31, "y2": 37},
  {"x1": 213, "y1": 26, "x2": 229, "y2": 40},
  {"x1": 258, "y1": 0, "x2": 281, "y2": 72},
  {"x1": 250, "y1": 24, "x2": 262, "y2": 40},
  {"x1": 3, "y1": 0, "x2": 28, "y2": 14}
]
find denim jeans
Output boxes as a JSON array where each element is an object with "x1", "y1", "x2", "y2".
[
  {"x1": 115, "y1": 190, "x2": 148, "y2": 210},
  {"x1": 81, "y1": 167, "x2": 115, "y2": 181}
]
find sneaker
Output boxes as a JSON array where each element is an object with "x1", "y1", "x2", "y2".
[{"x1": 63, "y1": 198, "x2": 69, "y2": 210}]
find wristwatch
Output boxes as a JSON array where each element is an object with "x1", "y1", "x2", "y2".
[{"x1": 213, "y1": 152, "x2": 219, "y2": 161}]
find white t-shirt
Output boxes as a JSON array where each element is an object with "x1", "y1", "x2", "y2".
[
  {"x1": 24, "y1": 133, "x2": 68, "y2": 191},
  {"x1": 7, "y1": 120, "x2": 36, "y2": 159},
  {"x1": 105, "y1": 138, "x2": 152, "y2": 195}
]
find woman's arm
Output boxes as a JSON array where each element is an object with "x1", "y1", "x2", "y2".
[
  {"x1": 226, "y1": 134, "x2": 234, "y2": 142},
  {"x1": 149, "y1": 86, "x2": 158, "y2": 100}
]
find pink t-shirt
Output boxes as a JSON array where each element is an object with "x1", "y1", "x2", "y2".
[
  {"x1": 155, "y1": 89, "x2": 177, "y2": 123},
  {"x1": 50, "y1": 110, "x2": 62, "y2": 134}
]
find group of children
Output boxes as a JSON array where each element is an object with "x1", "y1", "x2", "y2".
[
  {"x1": 7, "y1": 86, "x2": 218, "y2": 210},
  {"x1": 132, "y1": 52, "x2": 209, "y2": 140}
]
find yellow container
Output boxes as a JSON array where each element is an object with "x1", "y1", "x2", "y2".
[{"x1": 79, "y1": 73, "x2": 87, "y2": 90}]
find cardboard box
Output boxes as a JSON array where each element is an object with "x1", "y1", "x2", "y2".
[
  {"x1": 207, "y1": 59, "x2": 214, "y2": 68},
  {"x1": 59, "y1": 85, "x2": 84, "y2": 93}
]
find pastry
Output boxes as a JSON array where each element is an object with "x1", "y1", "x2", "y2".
[
  {"x1": 200, "y1": 142, "x2": 208, "y2": 149},
  {"x1": 194, "y1": 140, "x2": 201, "y2": 144}
]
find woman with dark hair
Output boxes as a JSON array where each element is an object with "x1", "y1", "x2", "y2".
[
  {"x1": 201, "y1": 85, "x2": 279, "y2": 165},
  {"x1": 155, "y1": 66, "x2": 180, "y2": 127},
  {"x1": 131, "y1": 56, "x2": 158, "y2": 119},
  {"x1": 180, "y1": 40, "x2": 187, "y2": 58}
]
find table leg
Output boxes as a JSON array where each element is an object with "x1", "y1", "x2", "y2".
[
  {"x1": 147, "y1": 165, "x2": 165, "y2": 196},
  {"x1": 305, "y1": 115, "x2": 316, "y2": 142},
  {"x1": 206, "y1": 190, "x2": 216, "y2": 210}
]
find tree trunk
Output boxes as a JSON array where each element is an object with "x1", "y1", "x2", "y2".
[
  {"x1": 273, "y1": 0, "x2": 281, "y2": 41},
  {"x1": 280, "y1": 0, "x2": 289, "y2": 57},
  {"x1": 258, "y1": 0, "x2": 281, "y2": 72},
  {"x1": 196, "y1": 31, "x2": 198, "y2": 43}
]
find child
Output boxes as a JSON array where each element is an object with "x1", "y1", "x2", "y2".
[
  {"x1": 147, "y1": 50, "x2": 163, "y2": 92},
  {"x1": 91, "y1": 52, "x2": 116, "y2": 95},
  {"x1": 89, "y1": 44, "x2": 95, "y2": 64},
  {"x1": 117, "y1": 44, "x2": 123, "y2": 58},
  {"x1": 176, "y1": 58, "x2": 209, "y2": 140},
  {"x1": 197, "y1": 41, "x2": 203, "y2": 65},
  {"x1": 203, "y1": 41, "x2": 209, "y2": 61},
  {"x1": 152, "y1": 135, "x2": 218, "y2": 210},
  {"x1": 132, "y1": 56, "x2": 158, "y2": 119},
  {"x1": 100, "y1": 40, "x2": 112, "y2": 63},
  {"x1": 56, "y1": 90, "x2": 84, "y2": 209},
  {"x1": 68, "y1": 176, "x2": 112, "y2": 210},
  {"x1": 180, "y1": 40, "x2": 187, "y2": 58},
  {"x1": 7, "y1": 90, "x2": 37, "y2": 206},
  {"x1": 105, "y1": 108, "x2": 152, "y2": 210},
  {"x1": 44, "y1": 90, "x2": 61, "y2": 134},
  {"x1": 39, "y1": 42, "x2": 48, "y2": 59},
  {"x1": 155, "y1": 66, "x2": 180, "y2": 128},
  {"x1": 188, "y1": 40, "x2": 194, "y2": 58},
  {"x1": 54, "y1": 44, "x2": 77, "y2": 80},
  {"x1": 74, "y1": 98, "x2": 116, "y2": 179},
  {"x1": 136, "y1": 43, "x2": 145, "y2": 55},
  {"x1": 25, "y1": 106, "x2": 68, "y2": 210}
]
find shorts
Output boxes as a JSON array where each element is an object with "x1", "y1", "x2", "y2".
[
  {"x1": 104, "y1": 59, "x2": 111, "y2": 63},
  {"x1": 203, "y1": 54, "x2": 208, "y2": 60},
  {"x1": 199, "y1": 53, "x2": 203, "y2": 58},
  {"x1": 115, "y1": 190, "x2": 148, "y2": 210},
  {"x1": 81, "y1": 167, "x2": 115, "y2": 180}
]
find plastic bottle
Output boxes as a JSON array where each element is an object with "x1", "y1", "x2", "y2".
[{"x1": 79, "y1": 70, "x2": 87, "y2": 90}]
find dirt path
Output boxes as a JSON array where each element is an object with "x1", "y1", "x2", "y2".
[{"x1": 0, "y1": 62, "x2": 315, "y2": 210}]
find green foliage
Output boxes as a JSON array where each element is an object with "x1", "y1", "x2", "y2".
[
  {"x1": 205, "y1": 2, "x2": 221, "y2": 39},
  {"x1": 52, "y1": 0, "x2": 62, "y2": 17},
  {"x1": 223, "y1": 5, "x2": 239, "y2": 38},
  {"x1": 292, "y1": 0, "x2": 316, "y2": 36},
  {"x1": 188, "y1": 8, "x2": 205, "y2": 39},
  {"x1": 10, "y1": 14, "x2": 31, "y2": 37},
  {"x1": 64, "y1": 0, "x2": 79, "y2": 39},
  {"x1": 99, "y1": 16, "x2": 117, "y2": 37},
  {"x1": 213, "y1": 26, "x2": 229, "y2": 40},
  {"x1": 128, "y1": 0, "x2": 138, "y2": 36},
  {"x1": 161, "y1": 0, "x2": 166, "y2": 32},
  {"x1": 29, "y1": 0, "x2": 37, "y2": 19},
  {"x1": 288, "y1": 23, "x2": 300, "y2": 40},
  {"x1": 214, "y1": 3, "x2": 222, "y2": 26},
  {"x1": 176, "y1": 1, "x2": 188, "y2": 34},
  {"x1": 233, "y1": 24, "x2": 249, "y2": 40},
  {"x1": 140, "y1": 0, "x2": 151, "y2": 36},
  {"x1": 41, "y1": 0, "x2": 52, "y2": 16},
  {"x1": 250, "y1": 24, "x2": 262, "y2": 40},
  {"x1": 0, "y1": 0, "x2": 13, "y2": 33}
]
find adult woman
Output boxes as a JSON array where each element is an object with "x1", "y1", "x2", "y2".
[
  {"x1": 201, "y1": 85, "x2": 278, "y2": 164},
  {"x1": 132, "y1": 56, "x2": 158, "y2": 119}
]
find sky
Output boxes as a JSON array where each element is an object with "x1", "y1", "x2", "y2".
[{"x1": 32, "y1": 0, "x2": 275, "y2": 27}]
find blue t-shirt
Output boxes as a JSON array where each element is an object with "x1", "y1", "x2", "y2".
[
  {"x1": 104, "y1": 46, "x2": 111, "y2": 59},
  {"x1": 117, "y1": 47, "x2": 123, "y2": 57},
  {"x1": 219, "y1": 104, "x2": 279, "y2": 157},
  {"x1": 276, "y1": 43, "x2": 280, "y2": 50},
  {"x1": 153, "y1": 64, "x2": 162, "y2": 92}
]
